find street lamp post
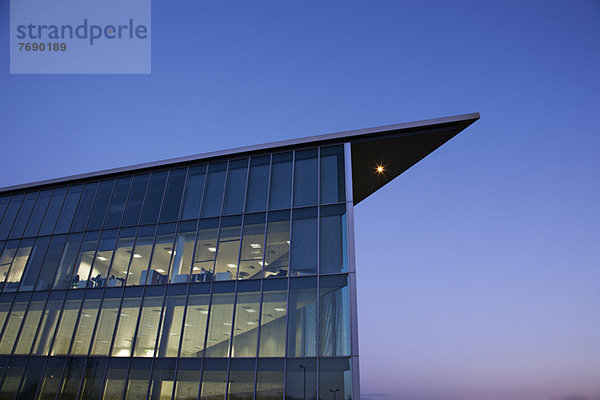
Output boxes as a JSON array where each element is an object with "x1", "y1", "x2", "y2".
[
  {"x1": 298, "y1": 364, "x2": 307, "y2": 400},
  {"x1": 329, "y1": 388, "x2": 340, "y2": 400}
]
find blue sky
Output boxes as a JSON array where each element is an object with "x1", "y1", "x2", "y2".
[{"x1": 1, "y1": 1, "x2": 599, "y2": 399}]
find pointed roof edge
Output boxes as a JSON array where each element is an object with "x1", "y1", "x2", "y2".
[{"x1": 0, "y1": 112, "x2": 479, "y2": 194}]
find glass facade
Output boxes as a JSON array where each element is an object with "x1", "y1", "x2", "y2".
[{"x1": 0, "y1": 144, "x2": 356, "y2": 399}]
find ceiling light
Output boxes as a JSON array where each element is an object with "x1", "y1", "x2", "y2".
[
  {"x1": 274, "y1": 307, "x2": 285, "y2": 312},
  {"x1": 286, "y1": 240, "x2": 290, "y2": 245},
  {"x1": 207, "y1": 247, "x2": 216, "y2": 252},
  {"x1": 250, "y1": 243, "x2": 262, "y2": 249},
  {"x1": 156, "y1": 269, "x2": 166, "y2": 274},
  {"x1": 97, "y1": 256, "x2": 108, "y2": 261},
  {"x1": 227, "y1": 264, "x2": 237, "y2": 269},
  {"x1": 245, "y1": 308, "x2": 256, "y2": 313},
  {"x1": 133, "y1": 253, "x2": 142, "y2": 258},
  {"x1": 246, "y1": 321, "x2": 257, "y2": 325},
  {"x1": 376, "y1": 164, "x2": 386, "y2": 174}
]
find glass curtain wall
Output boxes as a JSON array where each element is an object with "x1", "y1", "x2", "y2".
[{"x1": 0, "y1": 144, "x2": 355, "y2": 399}]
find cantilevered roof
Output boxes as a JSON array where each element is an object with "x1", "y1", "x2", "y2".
[{"x1": 0, "y1": 113, "x2": 479, "y2": 204}]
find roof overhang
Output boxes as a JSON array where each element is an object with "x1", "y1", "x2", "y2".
[{"x1": 0, "y1": 113, "x2": 480, "y2": 202}]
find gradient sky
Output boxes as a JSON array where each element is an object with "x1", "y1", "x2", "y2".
[{"x1": 1, "y1": 1, "x2": 599, "y2": 399}]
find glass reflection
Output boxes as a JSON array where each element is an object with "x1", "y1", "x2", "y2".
[
  {"x1": 180, "y1": 165, "x2": 206, "y2": 220},
  {"x1": 70, "y1": 183, "x2": 98, "y2": 233},
  {"x1": 231, "y1": 280, "x2": 260, "y2": 357},
  {"x1": 3, "y1": 238, "x2": 34, "y2": 292},
  {"x1": 238, "y1": 213, "x2": 265, "y2": 280},
  {"x1": 174, "y1": 359, "x2": 202, "y2": 400},
  {"x1": 133, "y1": 286, "x2": 164, "y2": 357},
  {"x1": 0, "y1": 194, "x2": 25, "y2": 240},
  {"x1": 205, "y1": 282, "x2": 235, "y2": 357},
  {"x1": 149, "y1": 358, "x2": 176, "y2": 400},
  {"x1": 13, "y1": 292, "x2": 47, "y2": 355},
  {"x1": 227, "y1": 358, "x2": 255, "y2": 400},
  {"x1": 258, "y1": 278, "x2": 287, "y2": 357},
  {"x1": 32, "y1": 291, "x2": 65, "y2": 356},
  {"x1": 24, "y1": 189, "x2": 52, "y2": 238},
  {"x1": 180, "y1": 284, "x2": 210, "y2": 357},
  {"x1": 0, "y1": 293, "x2": 30, "y2": 354},
  {"x1": 9, "y1": 191, "x2": 37, "y2": 239},
  {"x1": 145, "y1": 223, "x2": 176, "y2": 285},
  {"x1": 192, "y1": 218, "x2": 219, "y2": 282},
  {"x1": 264, "y1": 210, "x2": 290, "y2": 278},
  {"x1": 214, "y1": 216, "x2": 241, "y2": 281},
  {"x1": 256, "y1": 358, "x2": 284, "y2": 400},
  {"x1": 50, "y1": 291, "x2": 83, "y2": 355},
  {"x1": 87, "y1": 180, "x2": 115, "y2": 231},
  {"x1": 290, "y1": 208, "x2": 317, "y2": 276},
  {"x1": 102, "y1": 358, "x2": 128, "y2": 400},
  {"x1": 169, "y1": 220, "x2": 197, "y2": 284},
  {"x1": 0, "y1": 357, "x2": 27, "y2": 398},
  {"x1": 52, "y1": 234, "x2": 83, "y2": 290},
  {"x1": 285, "y1": 359, "x2": 317, "y2": 400},
  {"x1": 104, "y1": 177, "x2": 132, "y2": 229},
  {"x1": 89, "y1": 229, "x2": 118, "y2": 288},
  {"x1": 319, "y1": 358, "x2": 352, "y2": 400},
  {"x1": 37, "y1": 357, "x2": 65, "y2": 400},
  {"x1": 245, "y1": 155, "x2": 270, "y2": 213},
  {"x1": 319, "y1": 204, "x2": 348, "y2": 274},
  {"x1": 223, "y1": 159, "x2": 248, "y2": 215},
  {"x1": 39, "y1": 188, "x2": 66, "y2": 236},
  {"x1": 319, "y1": 275, "x2": 351, "y2": 357},
  {"x1": 17, "y1": 357, "x2": 45, "y2": 399},
  {"x1": 106, "y1": 227, "x2": 136, "y2": 287},
  {"x1": 199, "y1": 359, "x2": 227, "y2": 400},
  {"x1": 140, "y1": 171, "x2": 168, "y2": 225},
  {"x1": 90, "y1": 288, "x2": 122, "y2": 356},
  {"x1": 35, "y1": 235, "x2": 67, "y2": 291},
  {"x1": 126, "y1": 225, "x2": 156, "y2": 286},
  {"x1": 122, "y1": 174, "x2": 150, "y2": 227},
  {"x1": 17, "y1": 236, "x2": 50, "y2": 292},
  {"x1": 160, "y1": 168, "x2": 187, "y2": 223},
  {"x1": 287, "y1": 277, "x2": 317, "y2": 357},
  {"x1": 70, "y1": 290, "x2": 102, "y2": 355},
  {"x1": 111, "y1": 287, "x2": 143, "y2": 357},
  {"x1": 157, "y1": 285, "x2": 186, "y2": 357},
  {"x1": 200, "y1": 162, "x2": 227, "y2": 218},
  {"x1": 293, "y1": 149, "x2": 318, "y2": 207},
  {"x1": 71, "y1": 231, "x2": 100, "y2": 289},
  {"x1": 125, "y1": 358, "x2": 152, "y2": 400},
  {"x1": 79, "y1": 357, "x2": 108, "y2": 400},
  {"x1": 269, "y1": 152, "x2": 292, "y2": 210}
]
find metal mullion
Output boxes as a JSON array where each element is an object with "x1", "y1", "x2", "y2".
[
  {"x1": 253, "y1": 154, "x2": 273, "y2": 399},
  {"x1": 154, "y1": 169, "x2": 173, "y2": 227},
  {"x1": 9, "y1": 289, "x2": 49, "y2": 357},
  {"x1": 343, "y1": 142, "x2": 361, "y2": 399},
  {"x1": 143, "y1": 168, "x2": 174, "y2": 287},
  {"x1": 10, "y1": 354, "x2": 33, "y2": 400},
  {"x1": 176, "y1": 166, "x2": 191, "y2": 222},
  {"x1": 115, "y1": 175, "x2": 135, "y2": 229},
  {"x1": 4, "y1": 195, "x2": 26, "y2": 240},
  {"x1": 50, "y1": 355, "x2": 69, "y2": 400},
  {"x1": 0, "y1": 290, "x2": 31, "y2": 351},
  {"x1": 137, "y1": 220, "x2": 161, "y2": 287},
  {"x1": 228, "y1": 158, "x2": 250, "y2": 354},
  {"x1": 151, "y1": 265, "x2": 173, "y2": 360},
  {"x1": 187, "y1": 163, "x2": 209, "y2": 280},
  {"x1": 19, "y1": 287, "x2": 53, "y2": 357},
  {"x1": 133, "y1": 171, "x2": 153, "y2": 228},
  {"x1": 30, "y1": 355, "x2": 52, "y2": 400},
  {"x1": 69, "y1": 182, "x2": 98, "y2": 234},
  {"x1": 25, "y1": 188, "x2": 53, "y2": 238},
  {"x1": 162, "y1": 221, "x2": 180, "y2": 286},
  {"x1": 282, "y1": 149, "x2": 296, "y2": 397},
  {"x1": 199, "y1": 160, "x2": 229, "y2": 397},
  {"x1": 127, "y1": 284, "x2": 149, "y2": 359},
  {"x1": 0, "y1": 194, "x2": 11, "y2": 224},
  {"x1": 175, "y1": 281, "x2": 192, "y2": 359},
  {"x1": 315, "y1": 147, "x2": 322, "y2": 399},
  {"x1": 0, "y1": 240, "x2": 21, "y2": 295},
  {"x1": 10, "y1": 191, "x2": 39, "y2": 240},
  {"x1": 83, "y1": 284, "x2": 108, "y2": 359},
  {"x1": 15, "y1": 236, "x2": 48, "y2": 293},
  {"x1": 97, "y1": 179, "x2": 118, "y2": 232}
]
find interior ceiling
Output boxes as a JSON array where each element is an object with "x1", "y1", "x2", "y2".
[{"x1": 351, "y1": 118, "x2": 478, "y2": 205}]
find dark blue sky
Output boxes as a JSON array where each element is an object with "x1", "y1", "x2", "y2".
[{"x1": 1, "y1": 1, "x2": 599, "y2": 399}]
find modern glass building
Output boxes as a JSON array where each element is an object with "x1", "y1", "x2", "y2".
[{"x1": 0, "y1": 113, "x2": 478, "y2": 400}]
